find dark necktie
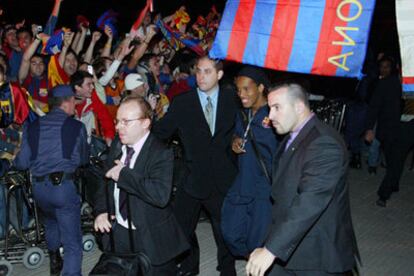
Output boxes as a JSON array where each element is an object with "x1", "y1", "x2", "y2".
[
  {"x1": 284, "y1": 133, "x2": 294, "y2": 152},
  {"x1": 119, "y1": 146, "x2": 135, "y2": 220},
  {"x1": 278, "y1": 134, "x2": 291, "y2": 158}
]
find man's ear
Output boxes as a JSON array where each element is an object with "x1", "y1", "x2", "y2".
[
  {"x1": 295, "y1": 101, "x2": 305, "y2": 114},
  {"x1": 60, "y1": 100, "x2": 69, "y2": 113},
  {"x1": 143, "y1": 118, "x2": 152, "y2": 130},
  {"x1": 74, "y1": 85, "x2": 81, "y2": 92},
  {"x1": 258, "y1": 84, "x2": 265, "y2": 94},
  {"x1": 217, "y1": 70, "x2": 224, "y2": 81}
]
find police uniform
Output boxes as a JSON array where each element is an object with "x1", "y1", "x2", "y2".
[{"x1": 14, "y1": 85, "x2": 89, "y2": 276}]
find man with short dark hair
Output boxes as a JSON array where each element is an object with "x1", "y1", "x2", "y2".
[
  {"x1": 6, "y1": 27, "x2": 36, "y2": 81},
  {"x1": 48, "y1": 31, "x2": 78, "y2": 87},
  {"x1": 221, "y1": 66, "x2": 278, "y2": 257},
  {"x1": 2, "y1": 25, "x2": 20, "y2": 58},
  {"x1": 153, "y1": 55, "x2": 238, "y2": 275},
  {"x1": 93, "y1": 96, "x2": 188, "y2": 275},
  {"x1": 15, "y1": 85, "x2": 89, "y2": 276},
  {"x1": 246, "y1": 83, "x2": 358, "y2": 276},
  {"x1": 19, "y1": 32, "x2": 49, "y2": 113},
  {"x1": 71, "y1": 71, "x2": 115, "y2": 145},
  {"x1": 16, "y1": 28, "x2": 33, "y2": 51},
  {"x1": 365, "y1": 56, "x2": 408, "y2": 207}
]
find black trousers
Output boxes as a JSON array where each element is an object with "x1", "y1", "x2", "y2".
[
  {"x1": 268, "y1": 265, "x2": 351, "y2": 276},
  {"x1": 173, "y1": 188, "x2": 236, "y2": 275},
  {"x1": 101, "y1": 223, "x2": 176, "y2": 276},
  {"x1": 378, "y1": 121, "x2": 414, "y2": 200}
]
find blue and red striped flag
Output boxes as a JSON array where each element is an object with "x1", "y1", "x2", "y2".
[
  {"x1": 210, "y1": 0, "x2": 376, "y2": 78},
  {"x1": 396, "y1": 0, "x2": 414, "y2": 93}
]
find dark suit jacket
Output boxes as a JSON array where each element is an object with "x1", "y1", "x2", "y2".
[
  {"x1": 153, "y1": 88, "x2": 238, "y2": 199},
  {"x1": 366, "y1": 75, "x2": 402, "y2": 142},
  {"x1": 94, "y1": 134, "x2": 189, "y2": 265},
  {"x1": 266, "y1": 117, "x2": 358, "y2": 273}
]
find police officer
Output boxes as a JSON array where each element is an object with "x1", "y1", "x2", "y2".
[{"x1": 15, "y1": 85, "x2": 89, "y2": 276}]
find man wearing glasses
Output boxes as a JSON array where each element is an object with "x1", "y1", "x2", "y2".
[{"x1": 93, "y1": 96, "x2": 188, "y2": 275}]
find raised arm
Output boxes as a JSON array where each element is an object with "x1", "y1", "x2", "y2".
[
  {"x1": 73, "y1": 26, "x2": 88, "y2": 55},
  {"x1": 129, "y1": 3, "x2": 151, "y2": 39},
  {"x1": 83, "y1": 31, "x2": 102, "y2": 64},
  {"x1": 44, "y1": 0, "x2": 63, "y2": 35},
  {"x1": 71, "y1": 31, "x2": 81, "y2": 52},
  {"x1": 126, "y1": 25, "x2": 157, "y2": 70},
  {"x1": 18, "y1": 35, "x2": 43, "y2": 83},
  {"x1": 58, "y1": 31, "x2": 75, "y2": 67},
  {"x1": 101, "y1": 25, "x2": 114, "y2": 58},
  {"x1": 99, "y1": 38, "x2": 134, "y2": 86}
]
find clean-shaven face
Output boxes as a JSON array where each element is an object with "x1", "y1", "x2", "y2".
[
  {"x1": 64, "y1": 52, "x2": 78, "y2": 76},
  {"x1": 196, "y1": 57, "x2": 222, "y2": 93},
  {"x1": 268, "y1": 88, "x2": 300, "y2": 135},
  {"x1": 235, "y1": 76, "x2": 264, "y2": 110},
  {"x1": 116, "y1": 102, "x2": 149, "y2": 145},
  {"x1": 76, "y1": 77, "x2": 94, "y2": 98},
  {"x1": 30, "y1": 56, "x2": 45, "y2": 77}
]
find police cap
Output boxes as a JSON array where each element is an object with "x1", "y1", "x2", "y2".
[{"x1": 51, "y1": 85, "x2": 75, "y2": 98}]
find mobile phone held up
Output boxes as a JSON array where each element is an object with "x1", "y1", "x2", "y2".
[{"x1": 87, "y1": 65, "x2": 94, "y2": 75}]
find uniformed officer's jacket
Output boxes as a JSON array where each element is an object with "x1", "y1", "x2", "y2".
[{"x1": 14, "y1": 108, "x2": 89, "y2": 176}]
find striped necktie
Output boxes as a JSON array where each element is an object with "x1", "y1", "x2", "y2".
[{"x1": 204, "y1": 96, "x2": 214, "y2": 134}]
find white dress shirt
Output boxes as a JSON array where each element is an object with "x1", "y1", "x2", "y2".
[{"x1": 114, "y1": 131, "x2": 150, "y2": 229}]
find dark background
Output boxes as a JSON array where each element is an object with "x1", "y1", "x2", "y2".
[
  {"x1": 0, "y1": 0, "x2": 226, "y2": 30},
  {"x1": 0, "y1": 0, "x2": 400, "y2": 97}
]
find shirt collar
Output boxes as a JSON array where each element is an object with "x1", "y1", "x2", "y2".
[
  {"x1": 197, "y1": 85, "x2": 219, "y2": 102},
  {"x1": 122, "y1": 131, "x2": 150, "y2": 154},
  {"x1": 51, "y1": 107, "x2": 69, "y2": 116},
  {"x1": 290, "y1": 113, "x2": 314, "y2": 137}
]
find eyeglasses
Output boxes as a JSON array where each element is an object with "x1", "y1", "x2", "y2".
[{"x1": 115, "y1": 118, "x2": 144, "y2": 127}]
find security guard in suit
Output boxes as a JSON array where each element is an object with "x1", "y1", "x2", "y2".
[{"x1": 15, "y1": 85, "x2": 89, "y2": 276}]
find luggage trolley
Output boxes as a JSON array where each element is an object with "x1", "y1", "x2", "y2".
[
  {"x1": 0, "y1": 169, "x2": 47, "y2": 275},
  {"x1": 310, "y1": 98, "x2": 346, "y2": 132},
  {"x1": 75, "y1": 135, "x2": 110, "y2": 254}
]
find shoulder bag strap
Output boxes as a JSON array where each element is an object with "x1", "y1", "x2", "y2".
[{"x1": 249, "y1": 128, "x2": 271, "y2": 183}]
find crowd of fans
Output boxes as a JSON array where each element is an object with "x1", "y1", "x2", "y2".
[
  {"x1": 0, "y1": 0, "x2": 220, "y2": 137},
  {"x1": 0, "y1": 0, "x2": 223, "y2": 273}
]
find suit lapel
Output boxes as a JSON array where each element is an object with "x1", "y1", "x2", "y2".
[
  {"x1": 214, "y1": 89, "x2": 225, "y2": 136},
  {"x1": 214, "y1": 88, "x2": 237, "y2": 137},
  {"x1": 272, "y1": 117, "x2": 317, "y2": 185},
  {"x1": 272, "y1": 135, "x2": 289, "y2": 178},
  {"x1": 109, "y1": 134, "x2": 153, "y2": 170},
  {"x1": 109, "y1": 137, "x2": 123, "y2": 163},
  {"x1": 132, "y1": 134, "x2": 153, "y2": 170}
]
